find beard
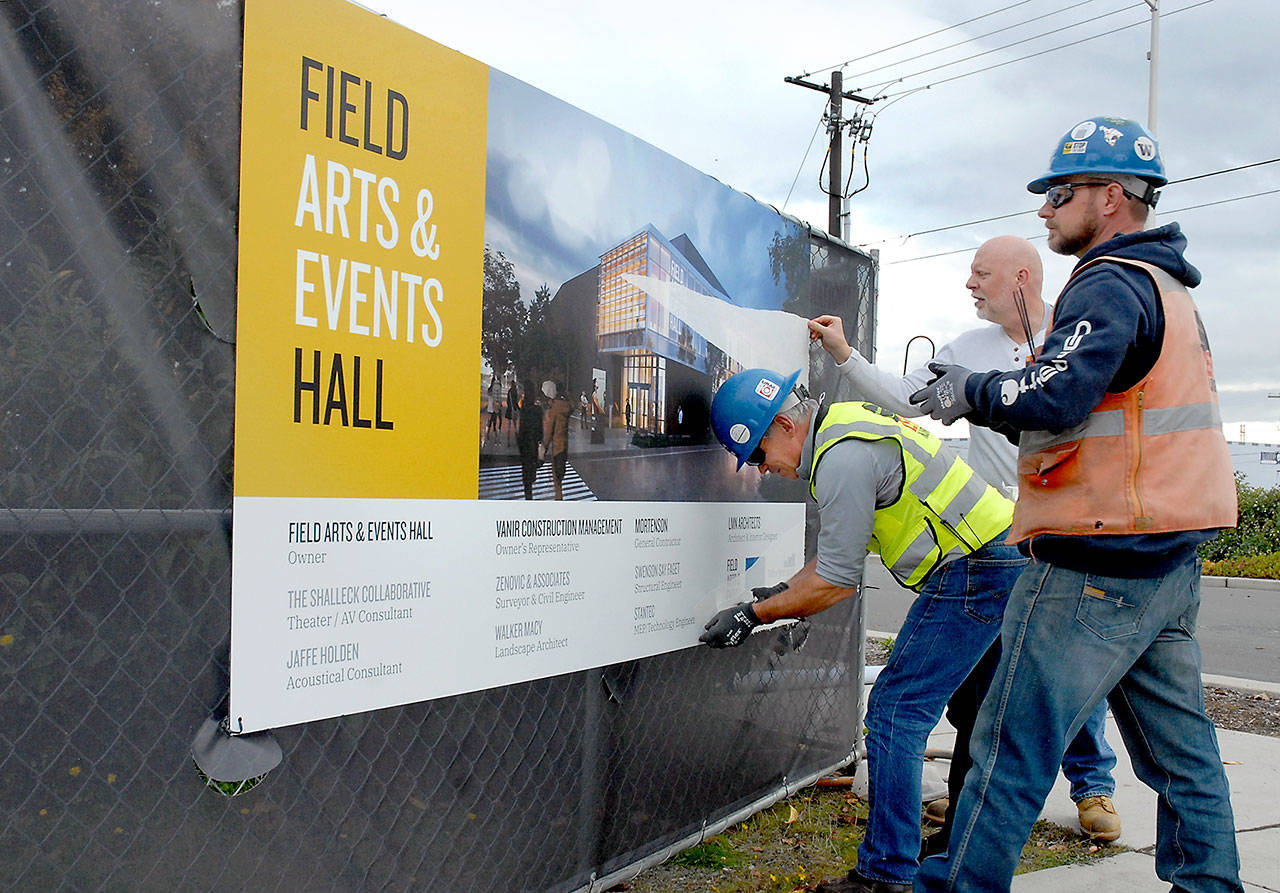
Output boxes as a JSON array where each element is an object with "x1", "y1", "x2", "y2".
[
  {"x1": 1048, "y1": 226, "x2": 1096, "y2": 256},
  {"x1": 1047, "y1": 201, "x2": 1102, "y2": 256}
]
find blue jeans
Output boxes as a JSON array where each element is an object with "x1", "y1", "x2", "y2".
[
  {"x1": 916, "y1": 557, "x2": 1242, "y2": 893},
  {"x1": 1064, "y1": 699, "x2": 1115, "y2": 800},
  {"x1": 933, "y1": 646, "x2": 1116, "y2": 854},
  {"x1": 954, "y1": 643, "x2": 1116, "y2": 803},
  {"x1": 855, "y1": 538, "x2": 1026, "y2": 885}
]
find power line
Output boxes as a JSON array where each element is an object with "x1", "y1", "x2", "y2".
[
  {"x1": 803, "y1": 0, "x2": 1038, "y2": 77},
  {"x1": 790, "y1": 0, "x2": 1226, "y2": 232},
  {"x1": 796, "y1": 1, "x2": 1217, "y2": 219},
  {"x1": 858, "y1": 157, "x2": 1280, "y2": 249},
  {"x1": 783, "y1": 114, "x2": 826, "y2": 211},
  {"x1": 854, "y1": 1, "x2": 1147, "y2": 93},
  {"x1": 884, "y1": 187, "x2": 1280, "y2": 264},
  {"x1": 1169, "y1": 157, "x2": 1280, "y2": 186},
  {"x1": 1163, "y1": 187, "x2": 1280, "y2": 215},
  {"x1": 866, "y1": 87, "x2": 930, "y2": 120},
  {"x1": 879, "y1": 0, "x2": 1217, "y2": 99},
  {"x1": 845, "y1": 0, "x2": 1116, "y2": 85},
  {"x1": 883, "y1": 208, "x2": 1040, "y2": 244}
]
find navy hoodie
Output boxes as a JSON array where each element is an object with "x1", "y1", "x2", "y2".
[{"x1": 964, "y1": 222, "x2": 1220, "y2": 577}]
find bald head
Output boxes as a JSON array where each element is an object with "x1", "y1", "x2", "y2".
[
  {"x1": 965, "y1": 235, "x2": 1047, "y2": 344},
  {"x1": 976, "y1": 236, "x2": 1043, "y2": 295}
]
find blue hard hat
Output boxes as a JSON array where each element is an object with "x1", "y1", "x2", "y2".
[
  {"x1": 1027, "y1": 116, "x2": 1166, "y2": 195},
  {"x1": 710, "y1": 368, "x2": 801, "y2": 469}
]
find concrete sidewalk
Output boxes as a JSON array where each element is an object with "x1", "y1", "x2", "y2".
[
  {"x1": 1010, "y1": 705, "x2": 1280, "y2": 891},
  {"x1": 862, "y1": 636, "x2": 1280, "y2": 891}
]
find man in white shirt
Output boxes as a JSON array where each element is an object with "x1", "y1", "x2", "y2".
[
  {"x1": 808, "y1": 235, "x2": 1122, "y2": 846},
  {"x1": 811, "y1": 236, "x2": 1045, "y2": 497}
]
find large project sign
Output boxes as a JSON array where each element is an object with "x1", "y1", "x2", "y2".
[
  {"x1": 234, "y1": 0, "x2": 485, "y2": 498},
  {"x1": 231, "y1": 0, "x2": 853, "y2": 733}
]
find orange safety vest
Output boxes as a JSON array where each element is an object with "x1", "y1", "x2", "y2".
[{"x1": 1011, "y1": 256, "x2": 1237, "y2": 541}]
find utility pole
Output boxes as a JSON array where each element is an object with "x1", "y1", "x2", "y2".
[
  {"x1": 1143, "y1": 0, "x2": 1160, "y2": 135},
  {"x1": 1142, "y1": 0, "x2": 1160, "y2": 227},
  {"x1": 830, "y1": 70, "x2": 843, "y2": 237},
  {"x1": 784, "y1": 72, "x2": 876, "y2": 238}
]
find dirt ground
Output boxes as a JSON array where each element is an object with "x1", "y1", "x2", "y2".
[{"x1": 1203, "y1": 685, "x2": 1280, "y2": 737}]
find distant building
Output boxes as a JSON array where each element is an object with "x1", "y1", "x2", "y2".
[{"x1": 1230, "y1": 441, "x2": 1280, "y2": 488}]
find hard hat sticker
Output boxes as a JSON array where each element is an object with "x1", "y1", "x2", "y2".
[
  {"x1": 1062, "y1": 141, "x2": 1088, "y2": 155},
  {"x1": 1134, "y1": 136, "x2": 1157, "y2": 161},
  {"x1": 1070, "y1": 121, "x2": 1097, "y2": 140},
  {"x1": 729, "y1": 423, "x2": 752, "y2": 444},
  {"x1": 755, "y1": 379, "x2": 779, "y2": 400},
  {"x1": 1100, "y1": 126, "x2": 1123, "y2": 146}
]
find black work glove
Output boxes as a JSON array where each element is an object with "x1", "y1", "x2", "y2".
[
  {"x1": 909, "y1": 362, "x2": 974, "y2": 425},
  {"x1": 751, "y1": 581, "x2": 789, "y2": 602},
  {"x1": 699, "y1": 603, "x2": 761, "y2": 648}
]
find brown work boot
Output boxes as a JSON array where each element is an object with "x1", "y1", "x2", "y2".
[
  {"x1": 1076, "y1": 795, "x2": 1122, "y2": 841},
  {"x1": 812, "y1": 870, "x2": 910, "y2": 893},
  {"x1": 923, "y1": 797, "x2": 948, "y2": 825}
]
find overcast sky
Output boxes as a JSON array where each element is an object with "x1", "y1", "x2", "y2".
[
  {"x1": 483, "y1": 68, "x2": 800, "y2": 312},
  {"x1": 373, "y1": 0, "x2": 1280, "y2": 443}
]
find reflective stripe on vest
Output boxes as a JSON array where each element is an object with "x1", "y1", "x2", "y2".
[
  {"x1": 1011, "y1": 257, "x2": 1237, "y2": 539},
  {"x1": 1020, "y1": 401, "x2": 1221, "y2": 454},
  {"x1": 811, "y1": 402, "x2": 1014, "y2": 591}
]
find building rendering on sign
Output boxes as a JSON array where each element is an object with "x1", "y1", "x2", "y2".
[{"x1": 552, "y1": 225, "x2": 742, "y2": 438}]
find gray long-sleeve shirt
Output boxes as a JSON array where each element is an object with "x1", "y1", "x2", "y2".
[{"x1": 797, "y1": 412, "x2": 905, "y2": 589}]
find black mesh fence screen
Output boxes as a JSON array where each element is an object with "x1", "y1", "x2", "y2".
[{"x1": 0, "y1": 3, "x2": 873, "y2": 889}]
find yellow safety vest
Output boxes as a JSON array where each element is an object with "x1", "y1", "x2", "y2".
[{"x1": 811, "y1": 402, "x2": 1014, "y2": 591}]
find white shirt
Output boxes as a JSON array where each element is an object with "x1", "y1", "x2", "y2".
[{"x1": 834, "y1": 313, "x2": 1049, "y2": 497}]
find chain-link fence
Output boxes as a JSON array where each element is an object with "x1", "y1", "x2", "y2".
[{"x1": 0, "y1": 2, "x2": 874, "y2": 889}]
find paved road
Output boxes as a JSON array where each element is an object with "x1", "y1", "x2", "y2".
[{"x1": 861, "y1": 559, "x2": 1280, "y2": 684}]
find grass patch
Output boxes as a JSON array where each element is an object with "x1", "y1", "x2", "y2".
[
  {"x1": 1018, "y1": 819, "x2": 1124, "y2": 873},
  {"x1": 628, "y1": 787, "x2": 867, "y2": 892},
  {"x1": 672, "y1": 837, "x2": 746, "y2": 871},
  {"x1": 618, "y1": 786, "x2": 1125, "y2": 892}
]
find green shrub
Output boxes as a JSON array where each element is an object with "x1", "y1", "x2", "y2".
[
  {"x1": 1202, "y1": 552, "x2": 1280, "y2": 580},
  {"x1": 1198, "y1": 474, "x2": 1280, "y2": 563}
]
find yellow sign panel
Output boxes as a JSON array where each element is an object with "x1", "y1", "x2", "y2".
[{"x1": 235, "y1": 0, "x2": 487, "y2": 498}]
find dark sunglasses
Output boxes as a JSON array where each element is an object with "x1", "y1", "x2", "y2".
[
  {"x1": 745, "y1": 443, "x2": 767, "y2": 467},
  {"x1": 1043, "y1": 182, "x2": 1115, "y2": 209}
]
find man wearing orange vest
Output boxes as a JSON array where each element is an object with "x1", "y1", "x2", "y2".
[{"x1": 910, "y1": 117, "x2": 1241, "y2": 892}]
